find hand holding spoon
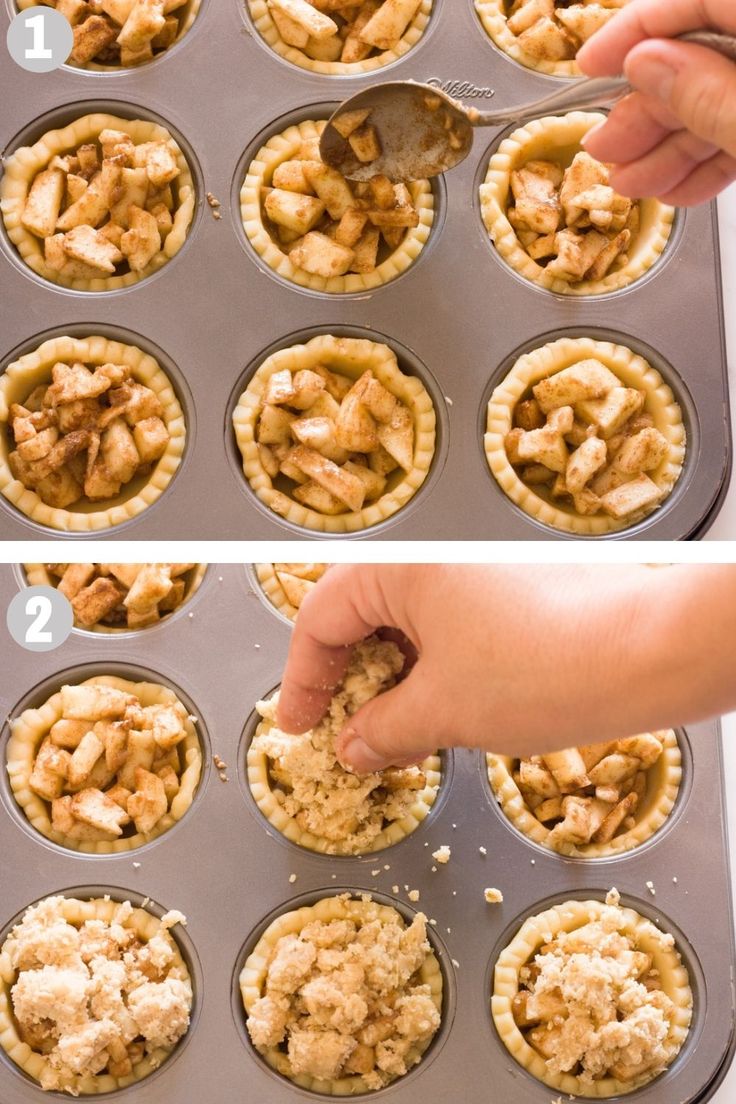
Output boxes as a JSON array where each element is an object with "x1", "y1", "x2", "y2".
[{"x1": 319, "y1": 31, "x2": 736, "y2": 182}]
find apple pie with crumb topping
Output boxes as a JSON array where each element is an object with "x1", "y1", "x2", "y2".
[
  {"x1": 241, "y1": 894, "x2": 442, "y2": 1092},
  {"x1": 492, "y1": 889, "x2": 692, "y2": 1096},
  {"x1": 248, "y1": 637, "x2": 441, "y2": 854}
]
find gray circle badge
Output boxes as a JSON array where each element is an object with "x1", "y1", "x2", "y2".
[
  {"x1": 7, "y1": 6, "x2": 73, "y2": 73},
  {"x1": 7, "y1": 586, "x2": 74, "y2": 651}
]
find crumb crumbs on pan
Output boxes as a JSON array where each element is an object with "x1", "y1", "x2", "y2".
[
  {"x1": 371, "y1": 868, "x2": 381, "y2": 877},
  {"x1": 673, "y1": 876, "x2": 678, "y2": 884},
  {"x1": 429, "y1": 918, "x2": 437, "y2": 926},
  {"x1": 431, "y1": 866, "x2": 437, "y2": 872},
  {"x1": 479, "y1": 846, "x2": 487, "y2": 855},
  {"x1": 288, "y1": 873, "x2": 297, "y2": 884},
  {"x1": 452, "y1": 958, "x2": 460, "y2": 968},
  {"x1": 408, "y1": 889, "x2": 420, "y2": 902},
  {"x1": 206, "y1": 192, "x2": 221, "y2": 208},
  {"x1": 646, "y1": 880, "x2": 656, "y2": 895},
  {"x1": 392, "y1": 885, "x2": 400, "y2": 894},
  {"x1": 132, "y1": 861, "x2": 140, "y2": 869},
  {"x1": 484, "y1": 888, "x2": 503, "y2": 904},
  {"x1": 432, "y1": 845, "x2": 451, "y2": 864}
]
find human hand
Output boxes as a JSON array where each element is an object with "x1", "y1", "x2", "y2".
[
  {"x1": 275, "y1": 563, "x2": 689, "y2": 773},
  {"x1": 577, "y1": 0, "x2": 736, "y2": 205}
]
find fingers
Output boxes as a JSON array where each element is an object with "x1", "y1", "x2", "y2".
[
  {"x1": 624, "y1": 40, "x2": 736, "y2": 159},
  {"x1": 276, "y1": 565, "x2": 383, "y2": 733},
  {"x1": 276, "y1": 564, "x2": 421, "y2": 734},
  {"x1": 657, "y1": 149, "x2": 736, "y2": 204},
  {"x1": 334, "y1": 666, "x2": 440, "y2": 773},
  {"x1": 582, "y1": 91, "x2": 682, "y2": 165},
  {"x1": 608, "y1": 126, "x2": 718, "y2": 199},
  {"x1": 578, "y1": 0, "x2": 736, "y2": 78}
]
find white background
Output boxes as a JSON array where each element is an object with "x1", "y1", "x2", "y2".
[
  {"x1": 705, "y1": 184, "x2": 736, "y2": 539},
  {"x1": 712, "y1": 711, "x2": 736, "y2": 1100}
]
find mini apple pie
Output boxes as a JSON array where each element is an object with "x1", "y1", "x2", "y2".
[
  {"x1": 233, "y1": 334, "x2": 435, "y2": 533},
  {"x1": 24, "y1": 563, "x2": 205, "y2": 631},
  {"x1": 7, "y1": 675, "x2": 202, "y2": 853},
  {"x1": 240, "y1": 894, "x2": 442, "y2": 1092},
  {"x1": 492, "y1": 889, "x2": 692, "y2": 1096},
  {"x1": 480, "y1": 112, "x2": 674, "y2": 295},
  {"x1": 17, "y1": 0, "x2": 201, "y2": 68},
  {"x1": 488, "y1": 730, "x2": 681, "y2": 858},
  {"x1": 0, "y1": 894, "x2": 192, "y2": 1094},
  {"x1": 475, "y1": 0, "x2": 628, "y2": 76},
  {"x1": 248, "y1": 637, "x2": 441, "y2": 854},
  {"x1": 241, "y1": 118, "x2": 433, "y2": 293},
  {"x1": 1, "y1": 114, "x2": 195, "y2": 291},
  {"x1": 256, "y1": 563, "x2": 328, "y2": 621},
  {"x1": 485, "y1": 335, "x2": 686, "y2": 534},
  {"x1": 0, "y1": 335, "x2": 185, "y2": 532},
  {"x1": 248, "y1": 0, "x2": 431, "y2": 75}
]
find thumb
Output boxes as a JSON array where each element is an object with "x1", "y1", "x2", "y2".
[
  {"x1": 335, "y1": 668, "x2": 439, "y2": 773},
  {"x1": 624, "y1": 40, "x2": 736, "y2": 159}
]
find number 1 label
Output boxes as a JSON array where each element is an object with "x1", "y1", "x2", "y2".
[{"x1": 25, "y1": 13, "x2": 53, "y2": 59}]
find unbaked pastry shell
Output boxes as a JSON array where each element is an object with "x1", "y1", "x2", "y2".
[
  {"x1": 1, "y1": 113, "x2": 195, "y2": 291},
  {"x1": 248, "y1": 0, "x2": 432, "y2": 75},
  {"x1": 0, "y1": 334, "x2": 185, "y2": 532},
  {"x1": 475, "y1": 0, "x2": 583, "y2": 76},
  {"x1": 7, "y1": 675, "x2": 202, "y2": 854},
  {"x1": 233, "y1": 334, "x2": 436, "y2": 533},
  {"x1": 487, "y1": 728, "x2": 682, "y2": 857},
  {"x1": 22, "y1": 564, "x2": 206, "y2": 631},
  {"x1": 240, "y1": 119, "x2": 434, "y2": 294},
  {"x1": 248, "y1": 714, "x2": 441, "y2": 854},
  {"x1": 484, "y1": 335, "x2": 686, "y2": 535},
  {"x1": 0, "y1": 895, "x2": 191, "y2": 1094},
  {"x1": 240, "y1": 895, "x2": 442, "y2": 1094},
  {"x1": 255, "y1": 563, "x2": 299, "y2": 622},
  {"x1": 492, "y1": 897, "x2": 693, "y2": 1097},
  {"x1": 479, "y1": 112, "x2": 674, "y2": 296},
  {"x1": 16, "y1": 0, "x2": 202, "y2": 70}
]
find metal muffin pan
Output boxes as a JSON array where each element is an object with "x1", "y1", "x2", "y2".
[
  {"x1": 0, "y1": 563, "x2": 734, "y2": 1103},
  {"x1": 0, "y1": 1, "x2": 731, "y2": 540}
]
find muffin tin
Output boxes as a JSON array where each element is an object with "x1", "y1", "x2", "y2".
[
  {"x1": 0, "y1": 2, "x2": 730, "y2": 539},
  {"x1": 0, "y1": 563, "x2": 734, "y2": 1102}
]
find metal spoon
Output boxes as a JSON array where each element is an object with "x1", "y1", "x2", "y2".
[{"x1": 320, "y1": 31, "x2": 736, "y2": 182}]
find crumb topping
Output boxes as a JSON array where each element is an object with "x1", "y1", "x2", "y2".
[
  {"x1": 252, "y1": 638, "x2": 435, "y2": 853},
  {"x1": 2, "y1": 896, "x2": 191, "y2": 1094},
  {"x1": 431, "y1": 846, "x2": 450, "y2": 864},
  {"x1": 513, "y1": 895, "x2": 684, "y2": 1087},
  {"x1": 246, "y1": 895, "x2": 441, "y2": 1089},
  {"x1": 484, "y1": 888, "x2": 503, "y2": 904}
]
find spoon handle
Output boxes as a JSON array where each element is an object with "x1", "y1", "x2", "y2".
[{"x1": 476, "y1": 30, "x2": 736, "y2": 128}]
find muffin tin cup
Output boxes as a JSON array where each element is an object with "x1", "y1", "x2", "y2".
[
  {"x1": 0, "y1": 884, "x2": 203, "y2": 1099},
  {"x1": 0, "y1": 564, "x2": 733, "y2": 1103},
  {"x1": 0, "y1": 1, "x2": 729, "y2": 539}
]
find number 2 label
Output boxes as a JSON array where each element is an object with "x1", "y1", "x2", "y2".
[{"x1": 25, "y1": 595, "x2": 53, "y2": 643}]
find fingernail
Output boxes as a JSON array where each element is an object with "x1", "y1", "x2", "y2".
[
  {"x1": 338, "y1": 730, "x2": 387, "y2": 773},
  {"x1": 580, "y1": 121, "x2": 604, "y2": 149},
  {"x1": 627, "y1": 56, "x2": 676, "y2": 101}
]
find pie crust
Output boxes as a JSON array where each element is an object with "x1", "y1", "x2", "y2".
[
  {"x1": 474, "y1": 0, "x2": 611, "y2": 76},
  {"x1": 0, "y1": 334, "x2": 185, "y2": 532},
  {"x1": 16, "y1": 0, "x2": 202, "y2": 70},
  {"x1": 485, "y1": 335, "x2": 686, "y2": 535},
  {"x1": 233, "y1": 334, "x2": 436, "y2": 533},
  {"x1": 239, "y1": 894, "x2": 442, "y2": 1093},
  {"x1": 479, "y1": 112, "x2": 674, "y2": 296},
  {"x1": 492, "y1": 896, "x2": 693, "y2": 1096},
  {"x1": 255, "y1": 563, "x2": 327, "y2": 622},
  {"x1": 0, "y1": 895, "x2": 191, "y2": 1094},
  {"x1": 247, "y1": 0, "x2": 432, "y2": 75},
  {"x1": 1, "y1": 113, "x2": 195, "y2": 291},
  {"x1": 6, "y1": 675, "x2": 202, "y2": 854},
  {"x1": 23, "y1": 563, "x2": 206, "y2": 632},
  {"x1": 240, "y1": 119, "x2": 434, "y2": 294},
  {"x1": 487, "y1": 729, "x2": 681, "y2": 858}
]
